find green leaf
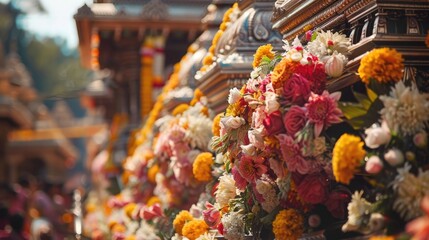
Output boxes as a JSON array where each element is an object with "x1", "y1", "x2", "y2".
[
  {"x1": 353, "y1": 91, "x2": 372, "y2": 110},
  {"x1": 366, "y1": 87, "x2": 378, "y2": 102},
  {"x1": 311, "y1": 31, "x2": 318, "y2": 41},
  {"x1": 338, "y1": 102, "x2": 367, "y2": 119}
]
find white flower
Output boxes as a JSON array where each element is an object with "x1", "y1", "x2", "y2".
[
  {"x1": 264, "y1": 91, "x2": 279, "y2": 114},
  {"x1": 393, "y1": 163, "x2": 429, "y2": 220},
  {"x1": 255, "y1": 179, "x2": 279, "y2": 212},
  {"x1": 342, "y1": 191, "x2": 372, "y2": 232},
  {"x1": 220, "y1": 116, "x2": 245, "y2": 130},
  {"x1": 384, "y1": 148, "x2": 404, "y2": 166},
  {"x1": 248, "y1": 127, "x2": 265, "y2": 149},
  {"x1": 308, "y1": 30, "x2": 351, "y2": 57},
  {"x1": 215, "y1": 174, "x2": 237, "y2": 208},
  {"x1": 240, "y1": 144, "x2": 256, "y2": 155},
  {"x1": 136, "y1": 221, "x2": 161, "y2": 240},
  {"x1": 380, "y1": 81, "x2": 429, "y2": 136},
  {"x1": 364, "y1": 122, "x2": 391, "y2": 149},
  {"x1": 365, "y1": 155, "x2": 383, "y2": 174},
  {"x1": 221, "y1": 211, "x2": 246, "y2": 240},
  {"x1": 184, "y1": 115, "x2": 213, "y2": 150},
  {"x1": 228, "y1": 87, "x2": 241, "y2": 105},
  {"x1": 215, "y1": 152, "x2": 227, "y2": 164},
  {"x1": 196, "y1": 232, "x2": 216, "y2": 240}
]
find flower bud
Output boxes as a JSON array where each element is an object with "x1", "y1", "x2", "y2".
[
  {"x1": 365, "y1": 156, "x2": 383, "y2": 174},
  {"x1": 384, "y1": 148, "x2": 404, "y2": 166},
  {"x1": 325, "y1": 53, "x2": 346, "y2": 78},
  {"x1": 364, "y1": 123, "x2": 391, "y2": 149},
  {"x1": 413, "y1": 132, "x2": 428, "y2": 149}
]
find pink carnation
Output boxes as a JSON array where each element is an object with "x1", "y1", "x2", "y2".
[
  {"x1": 305, "y1": 91, "x2": 342, "y2": 137},
  {"x1": 283, "y1": 73, "x2": 311, "y2": 105},
  {"x1": 277, "y1": 134, "x2": 311, "y2": 174},
  {"x1": 283, "y1": 106, "x2": 307, "y2": 137},
  {"x1": 140, "y1": 203, "x2": 163, "y2": 221},
  {"x1": 232, "y1": 166, "x2": 248, "y2": 190},
  {"x1": 237, "y1": 155, "x2": 267, "y2": 183}
]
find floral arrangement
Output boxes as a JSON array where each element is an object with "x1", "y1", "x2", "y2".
[
  {"x1": 201, "y1": 29, "x2": 352, "y2": 240},
  {"x1": 334, "y1": 47, "x2": 429, "y2": 237}
]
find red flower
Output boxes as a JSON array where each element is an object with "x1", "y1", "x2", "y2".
[
  {"x1": 283, "y1": 73, "x2": 311, "y2": 105},
  {"x1": 305, "y1": 91, "x2": 342, "y2": 137},
  {"x1": 277, "y1": 134, "x2": 311, "y2": 174},
  {"x1": 232, "y1": 166, "x2": 248, "y2": 190},
  {"x1": 263, "y1": 110, "x2": 286, "y2": 135},
  {"x1": 295, "y1": 63, "x2": 326, "y2": 94},
  {"x1": 324, "y1": 190, "x2": 350, "y2": 219},
  {"x1": 283, "y1": 106, "x2": 307, "y2": 138},
  {"x1": 140, "y1": 203, "x2": 163, "y2": 221},
  {"x1": 296, "y1": 173, "x2": 329, "y2": 204},
  {"x1": 237, "y1": 155, "x2": 267, "y2": 183},
  {"x1": 203, "y1": 202, "x2": 221, "y2": 228}
]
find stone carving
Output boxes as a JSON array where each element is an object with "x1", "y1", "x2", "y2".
[{"x1": 142, "y1": 0, "x2": 169, "y2": 20}]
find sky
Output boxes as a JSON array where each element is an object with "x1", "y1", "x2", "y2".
[{"x1": 3, "y1": 0, "x2": 92, "y2": 49}]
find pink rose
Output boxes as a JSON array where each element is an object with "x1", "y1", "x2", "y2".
[
  {"x1": 283, "y1": 106, "x2": 307, "y2": 137},
  {"x1": 283, "y1": 73, "x2": 311, "y2": 105},
  {"x1": 203, "y1": 202, "x2": 221, "y2": 228},
  {"x1": 297, "y1": 173, "x2": 329, "y2": 204},
  {"x1": 295, "y1": 63, "x2": 327, "y2": 94},
  {"x1": 263, "y1": 110, "x2": 286, "y2": 135}
]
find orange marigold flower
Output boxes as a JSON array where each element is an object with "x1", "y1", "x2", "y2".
[
  {"x1": 190, "y1": 88, "x2": 204, "y2": 106},
  {"x1": 358, "y1": 48, "x2": 404, "y2": 84},
  {"x1": 147, "y1": 164, "x2": 159, "y2": 183},
  {"x1": 147, "y1": 196, "x2": 161, "y2": 206},
  {"x1": 173, "y1": 210, "x2": 194, "y2": 235},
  {"x1": 202, "y1": 53, "x2": 214, "y2": 66},
  {"x1": 172, "y1": 104, "x2": 189, "y2": 116},
  {"x1": 124, "y1": 202, "x2": 137, "y2": 219},
  {"x1": 332, "y1": 134, "x2": 366, "y2": 184},
  {"x1": 193, "y1": 152, "x2": 214, "y2": 182},
  {"x1": 273, "y1": 209, "x2": 304, "y2": 240},
  {"x1": 253, "y1": 44, "x2": 275, "y2": 68},
  {"x1": 182, "y1": 219, "x2": 209, "y2": 240},
  {"x1": 271, "y1": 57, "x2": 299, "y2": 89},
  {"x1": 212, "y1": 113, "x2": 223, "y2": 136},
  {"x1": 369, "y1": 236, "x2": 395, "y2": 240},
  {"x1": 213, "y1": 30, "x2": 224, "y2": 48}
]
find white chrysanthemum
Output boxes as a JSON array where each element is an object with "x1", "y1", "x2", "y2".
[
  {"x1": 215, "y1": 174, "x2": 237, "y2": 208},
  {"x1": 342, "y1": 191, "x2": 372, "y2": 232},
  {"x1": 255, "y1": 179, "x2": 279, "y2": 212},
  {"x1": 228, "y1": 87, "x2": 241, "y2": 105},
  {"x1": 196, "y1": 232, "x2": 216, "y2": 240},
  {"x1": 380, "y1": 81, "x2": 429, "y2": 136},
  {"x1": 221, "y1": 211, "x2": 246, "y2": 240},
  {"x1": 183, "y1": 115, "x2": 213, "y2": 150},
  {"x1": 307, "y1": 30, "x2": 351, "y2": 57},
  {"x1": 392, "y1": 163, "x2": 429, "y2": 220}
]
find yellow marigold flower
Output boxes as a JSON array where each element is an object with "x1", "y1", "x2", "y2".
[
  {"x1": 208, "y1": 45, "x2": 215, "y2": 55},
  {"x1": 271, "y1": 57, "x2": 299, "y2": 89},
  {"x1": 212, "y1": 30, "x2": 224, "y2": 48},
  {"x1": 111, "y1": 223, "x2": 126, "y2": 233},
  {"x1": 202, "y1": 53, "x2": 214, "y2": 66},
  {"x1": 173, "y1": 210, "x2": 194, "y2": 235},
  {"x1": 212, "y1": 113, "x2": 223, "y2": 136},
  {"x1": 172, "y1": 104, "x2": 189, "y2": 116},
  {"x1": 273, "y1": 209, "x2": 304, "y2": 240},
  {"x1": 147, "y1": 196, "x2": 161, "y2": 206},
  {"x1": 190, "y1": 88, "x2": 204, "y2": 106},
  {"x1": 226, "y1": 102, "x2": 243, "y2": 117},
  {"x1": 201, "y1": 106, "x2": 209, "y2": 117},
  {"x1": 219, "y1": 22, "x2": 227, "y2": 31},
  {"x1": 148, "y1": 164, "x2": 159, "y2": 183},
  {"x1": 125, "y1": 235, "x2": 136, "y2": 240},
  {"x1": 193, "y1": 152, "x2": 214, "y2": 182},
  {"x1": 358, "y1": 48, "x2": 404, "y2": 84},
  {"x1": 182, "y1": 219, "x2": 209, "y2": 240},
  {"x1": 253, "y1": 44, "x2": 275, "y2": 68},
  {"x1": 124, "y1": 202, "x2": 137, "y2": 219},
  {"x1": 332, "y1": 134, "x2": 366, "y2": 184},
  {"x1": 369, "y1": 236, "x2": 394, "y2": 240}
]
